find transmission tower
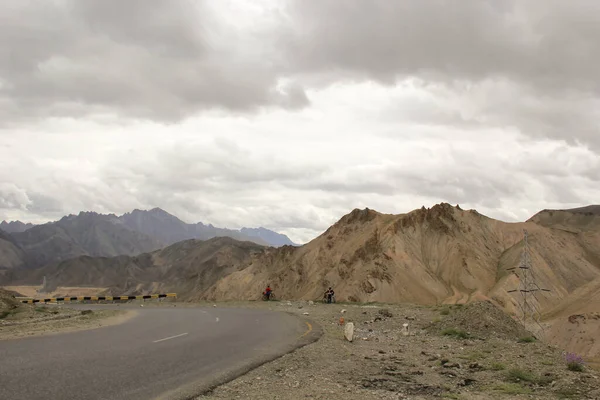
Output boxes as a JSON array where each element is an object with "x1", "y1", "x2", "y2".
[{"x1": 507, "y1": 230, "x2": 551, "y2": 339}]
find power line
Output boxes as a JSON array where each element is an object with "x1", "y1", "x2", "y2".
[{"x1": 506, "y1": 229, "x2": 551, "y2": 339}]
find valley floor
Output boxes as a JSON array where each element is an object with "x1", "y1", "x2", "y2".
[{"x1": 186, "y1": 300, "x2": 600, "y2": 400}]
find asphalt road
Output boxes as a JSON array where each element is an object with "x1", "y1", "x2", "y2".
[{"x1": 0, "y1": 305, "x2": 318, "y2": 400}]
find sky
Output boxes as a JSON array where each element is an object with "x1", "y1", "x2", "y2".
[{"x1": 1, "y1": 0, "x2": 600, "y2": 244}]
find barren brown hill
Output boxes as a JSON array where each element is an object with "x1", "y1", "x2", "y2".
[
  {"x1": 528, "y1": 205, "x2": 600, "y2": 233},
  {"x1": 542, "y1": 277, "x2": 600, "y2": 359},
  {"x1": 203, "y1": 204, "x2": 600, "y2": 311}
]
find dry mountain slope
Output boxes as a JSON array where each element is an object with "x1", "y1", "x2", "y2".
[
  {"x1": 0, "y1": 231, "x2": 25, "y2": 270},
  {"x1": 9, "y1": 237, "x2": 264, "y2": 299},
  {"x1": 204, "y1": 204, "x2": 600, "y2": 313}
]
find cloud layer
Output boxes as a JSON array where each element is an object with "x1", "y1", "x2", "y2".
[{"x1": 1, "y1": 1, "x2": 599, "y2": 243}]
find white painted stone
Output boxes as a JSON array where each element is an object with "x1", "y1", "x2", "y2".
[
  {"x1": 402, "y1": 323, "x2": 410, "y2": 336},
  {"x1": 344, "y1": 322, "x2": 355, "y2": 342}
]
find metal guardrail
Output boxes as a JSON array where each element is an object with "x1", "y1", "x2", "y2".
[{"x1": 20, "y1": 293, "x2": 177, "y2": 304}]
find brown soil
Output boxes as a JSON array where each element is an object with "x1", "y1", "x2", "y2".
[{"x1": 190, "y1": 300, "x2": 600, "y2": 400}]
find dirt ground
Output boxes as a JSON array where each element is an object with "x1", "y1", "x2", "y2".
[
  {"x1": 189, "y1": 300, "x2": 600, "y2": 400},
  {"x1": 0, "y1": 303, "x2": 134, "y2": 340}
]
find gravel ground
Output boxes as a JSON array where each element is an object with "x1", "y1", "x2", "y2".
[
  {"x1": 190, "y1": 300, "x2": 600, "y2": 400},
  {"x1": 0, "y1": 303, "x2": 134, "y2": 340}
]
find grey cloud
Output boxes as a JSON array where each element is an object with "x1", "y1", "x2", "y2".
[
  {"x1": 0, "y1": 184, "x2": 31, "y2": 210},
  {"x1": 280, "y1": 0, "x2": 600, "y2": 149},
  {"x1": 0, "y1": 0, "x2": 306, "y2": 125},
  {"x1": 26, "y1": 193, "x2": 67, "y2": 214},
  {"x1": 283, "y1": 0, "x2": 600, "y2": 94}
]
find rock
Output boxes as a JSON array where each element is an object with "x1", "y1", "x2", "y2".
[
  {"x1": 344, "y1": 322, "x2": 355, "y2": 342},
  {"x1": 341, "y1": 309, "x2": 347, "y2": 314},
  {"x1": 298, "y1": 305, "x2": 303, "y2": 309},
  {"x1": 308, "y1": 301, "x2": 314, "y2": 305},
  {"x1": 442, "y1": 362, "x2": 461, "y2": 369},
  {"x1": 303, "y1": 312, "x2": 309, "y2": 315},
  {"x1": 378, "y1": 309, "x2": 393, "y2": 318}
]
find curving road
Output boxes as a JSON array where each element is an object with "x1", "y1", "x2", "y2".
[{"x1": 0, "y1": 305, "x2": 318, "y2": 400}]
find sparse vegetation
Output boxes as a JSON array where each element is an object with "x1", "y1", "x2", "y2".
[
  {"x1": 506, "y1": 368, "x2": 552, "y2": 385},
  {"x1": 490, "y1": 362, "x2": 506, "y2": 371},
  {"x1": 518, "y1": 335, "x2": 537, "y2": 343},
  {"x1": 554, "y1": 387, "x2": 580, "y2": 399},
  {"x1": 441, "y1": 328, "x2": 470, "y2": 339},
  {"x1": 459, "y1": 351, "x2": 485, "y2": 361},
  {"x1": 507, "y1": 368, "x2": 536, "y2": 383},
  {"x1": 0, "y1": 310, "x2": 16, "y2": 319},
  {"x1": 440, "y1": 308, "x2": 450, "y2": 315},
  {"x1": 491, "y1": 383, "x2": 533, "y2": 395}
]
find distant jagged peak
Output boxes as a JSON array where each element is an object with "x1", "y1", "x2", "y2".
[
  {"x1": 0, "y1": 220, "x2": 35, "y2": 233},
  {"x1": 148, "y1": 207, "x2": 171, "y2": 215}
]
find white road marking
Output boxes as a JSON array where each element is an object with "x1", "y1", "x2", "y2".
[{"x1": 152, "y1": 333, "x2": 188, "y2": 343}]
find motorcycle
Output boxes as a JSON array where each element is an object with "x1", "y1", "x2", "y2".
[{"x1": 262, "y1": 291, "x2": 275, "y2": 301}]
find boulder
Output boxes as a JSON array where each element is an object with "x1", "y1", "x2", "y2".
[{"x1": 344, "y1": 322, "x2": 355, "y2": 342}]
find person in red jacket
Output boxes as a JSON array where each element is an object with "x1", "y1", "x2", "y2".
[{"x1": 263, "y1": 285, "x2": 272, "y2": 300}]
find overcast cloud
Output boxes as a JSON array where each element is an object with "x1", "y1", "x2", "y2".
[{"x1": 1, "y1": 0, "x2": 599, "y2": 244}]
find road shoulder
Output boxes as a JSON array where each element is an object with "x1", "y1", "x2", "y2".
[{"x1": 0, "y1": 305, "x2": 137, "y2": 341}]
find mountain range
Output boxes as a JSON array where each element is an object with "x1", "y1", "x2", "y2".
[
  {"x1": 2, "y1": 202, "x2": 599, "y2": 359},
  {"x1": 0, "y1": 208, "x2": 296, "y2": 269}
]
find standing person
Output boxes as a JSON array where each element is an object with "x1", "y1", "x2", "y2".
[{"x1": 324, "y1": 287, "x2": 335, "y2": 303}]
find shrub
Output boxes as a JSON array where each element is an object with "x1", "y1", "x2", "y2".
[
  {"x1": 564, "y1": 352, "x2": 585, "y2": 372},
  {"x1": 491, "y1": 362, "x2": 506, "y2": 371},
  {"x1": 507, "y1": 368, "x2": 536, "y2": 383},
  {"x1": 441, "y1": 328, "x2": 470, "y2": 339},
  {"x1": 518, "y1": 336, "x2": 536, "y2": 343},
  {"x1": 440, "y1": 308, "x2": 450, "y2": 315}
]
